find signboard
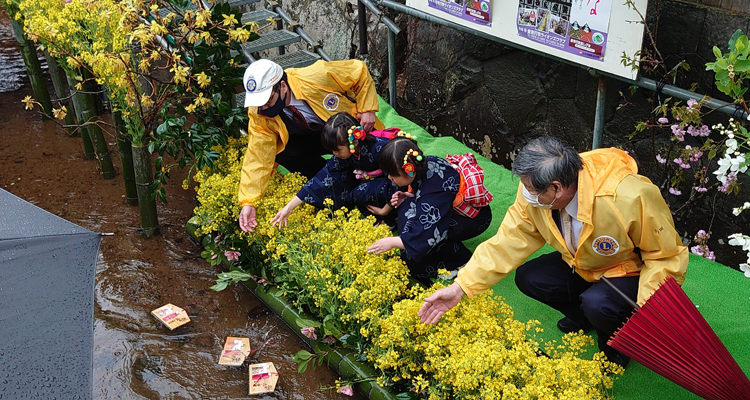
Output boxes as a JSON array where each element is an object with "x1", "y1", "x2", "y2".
[{"x1": 405, "y1": 0, "x2": 647, "y2": 80}]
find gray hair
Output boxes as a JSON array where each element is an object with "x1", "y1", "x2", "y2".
[{"x1": 512, "y1": 136, "x2": 582, "y2": 192}]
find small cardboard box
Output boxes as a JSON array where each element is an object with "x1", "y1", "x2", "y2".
[
  {"x1": 248, "y1": 362, "x2": 278, "y2": 395},
  {"x1": 218, "y1": 337, "x2": 251, "y2": 366},
  {"x1": 151, "y1": 304, "x2": 190, "y2": 330}
]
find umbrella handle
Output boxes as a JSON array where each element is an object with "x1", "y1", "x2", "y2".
[{"x1": 599, "y1": 276, "x2": 640, "y2": 310}]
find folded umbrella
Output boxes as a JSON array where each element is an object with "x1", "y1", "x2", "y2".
[{"x1": 601, "y1": 275, "x2": 750, "y2": 400}]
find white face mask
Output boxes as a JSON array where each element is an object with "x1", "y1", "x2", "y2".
[{"x1": 522, "y1": 185, "x2": 556, "y2": 209}]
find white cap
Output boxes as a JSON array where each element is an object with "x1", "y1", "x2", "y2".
[{"x1": 242, "y1": 59, "x2": 284, "y2": 107}]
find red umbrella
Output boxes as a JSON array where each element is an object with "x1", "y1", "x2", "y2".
[{"x1": 601, "y1": 276, "x2": 750, "y2": 400}]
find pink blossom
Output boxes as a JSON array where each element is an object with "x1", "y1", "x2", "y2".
[
  {"x1": 224, "y1": 250, "x2": 241, "y2": 261},
  {"x1": 673, "y1": 158, "x2": 691, "y2": 169},
  {"x1": 339, "y1": 385, "x2": 354, "y2": 396},
  {"x1": 719, "y1": 172, "x2": 738, "y2": 193},
  {"x1": 257, "y1": 278, "x2": 268, "y2": 286},
  {"x1": 694, "y1": 186, "x2": 708, "y2": 193},
  {"x1": 214, "y1": 234, "x2": 222, "y2": 244},
  {"x1": 656, "y1": 154, "x2": 667, "y2": 164},
  {"x1": 669, "y1": 187, "x2": 682, "y2": 195},
  {"x1": 211, "y1": 254, "x2": 218, "y2": 260},
  {"x1": 301, "y1": 327, "x2": 317, "y2": 340},
  {"x1": 323, "y1": 335, "x2": 336, "y2": 345},
  {"x1": 698, "y1": 125, "x2": 710, "y2": 136},
  {"x1": 687, "y1": 98, "x2": 699, "y2": 109},
  {"x1": 671, "y1": 125, "x2": 685, "y2": 141},
  {"x1": 657, "y1": 117, "x2": 669, "y2": 124}
]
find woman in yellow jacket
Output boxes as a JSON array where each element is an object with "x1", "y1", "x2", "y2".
[
  {"x1": 238, "y1": 59, "x2": 384, "y2": 232},
  {"x1": 418, "y1": 136, "x2": 688, "y2": 367}
]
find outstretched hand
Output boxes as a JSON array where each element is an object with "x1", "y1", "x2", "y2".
[
  {"x1": 239, "y1": 205, "x2": 257, "y2": 232},
  {"x1": 418, "y1": 282, "x2": 466, "y2": 324},
  {"x1": 270, "y1": 205, "x2": 293, "y2": 229}
]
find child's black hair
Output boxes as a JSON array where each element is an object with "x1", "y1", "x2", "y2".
[
  {"x1": 321, "y1": 112, "x2": 375, "y2": 152},
  {"x1": 379, "y1": 137, "x2": 426, "y2": 177}
]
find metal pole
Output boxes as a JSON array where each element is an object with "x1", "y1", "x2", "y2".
[
  {"x1": 358, "y1": 1, "x2": 368, "y2": 55},
  {"x1": 388, "y1": 29, "x2": 396, "y2": 109},
  {"x1": 592, "y1": 75, "x2": 606, "y2": 149},
  {"x1": 360, "y1": 0, "x2": 401, "y2": 34}
]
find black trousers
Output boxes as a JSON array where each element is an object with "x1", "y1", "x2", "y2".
[
  {"x1": 514, "y1": 252, "x2": 639, "y2": 360},
  {"x1": 274, "y1": 132, "x2": 328, "y2": 179}
]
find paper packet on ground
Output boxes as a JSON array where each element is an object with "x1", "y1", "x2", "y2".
[
  {"x1": 248, "y1": 362, "x2": 278, "y2": 394},
  {"x1": 218, "y1": 337, "x2": 251, "y2": 366},
  {"x1": 151, "y1": 303, "x2": 190, "y2": 330}
]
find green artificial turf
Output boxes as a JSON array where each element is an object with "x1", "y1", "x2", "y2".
[{"x1": 377, "y1": 97, "x2": 750, "y2": 399}]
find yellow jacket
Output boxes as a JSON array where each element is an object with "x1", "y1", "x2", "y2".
[
  {"x1": 238, "y1": 59, "x2": 385, "y2": 206},
  {"x1": 456, "y1": 148, "x2": 688, "y2": 305}
]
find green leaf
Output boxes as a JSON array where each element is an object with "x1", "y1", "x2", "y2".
[
  {"x1": 708, "y1": 147, "x2": 718, "y2": 160},
  {"x1": 713, "y1": 46, "x2": 723, "y2": 59},
  {"x1": 729, "y1": 29, "x2": 744, "y2": 50},
  {"x1": 716, "y1": 58, "x2": 729, "y2": 69},
  {"x1": 210, "y1": 281, "x2": 229, "y2": 291},
  {"x1": 733, "y1": 59, "x2": 750, "y2": 72},
  {"x1": 297, "y1": 360, "x2": 308, "y2": 374},
  {"x1": 294, "y1": 350, "x2": 313, "y2": 360},
  {"x1": 155, "y1": 156, "x2": 163, "y2": 171},
  {"x1": 156, "y1": 122, "x2": 168, "y2": 136}
]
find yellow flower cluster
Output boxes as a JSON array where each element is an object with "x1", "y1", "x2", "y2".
[
  {"x1": 194, "y1": 140, "x2": 621, "y2": 399},
  {"x1": 370, "y1": 284, "x2": 620, "y2": 399}
]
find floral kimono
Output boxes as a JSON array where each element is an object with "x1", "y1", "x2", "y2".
[
  {"x1": 296, "y1": 136, "x2": 397, "y2": 214},
  {"x1": 398, "y1": 156, "x2": 492, "y2": 281}
]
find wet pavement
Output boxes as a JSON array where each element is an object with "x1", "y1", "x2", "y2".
[{"x1": 0, "y1": 9, "x2": 362, "y2": 400}]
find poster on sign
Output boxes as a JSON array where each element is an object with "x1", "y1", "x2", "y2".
[
  {"x1": 516, "y1": 0, "x2": 612, "y2": 61},
  {"x1": 427, "y1": 0, "x2": 492, "y2": 26},
  {"x1": 405, "y1": 0, "x2": 646, "y2": 80}
]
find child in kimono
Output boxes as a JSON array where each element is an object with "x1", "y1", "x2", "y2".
[
  {"x1": 366, "y1": 136, "x2": 492, "y2": 282},
  {"x1": 271, "y1": 112, "x2": 398, "y2": 227}
]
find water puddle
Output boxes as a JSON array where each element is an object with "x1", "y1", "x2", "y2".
[{"x1": 0, "y1": 10, "x2": 27, "y2": 93}]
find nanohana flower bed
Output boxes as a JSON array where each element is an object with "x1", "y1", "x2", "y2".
[{"x1": 189, "y1": 138, "x2": 622, "y2": 399}]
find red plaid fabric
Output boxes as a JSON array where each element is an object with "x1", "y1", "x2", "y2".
[{"x1": 446, "y1": 153, "x2": 493, "y2": 218}]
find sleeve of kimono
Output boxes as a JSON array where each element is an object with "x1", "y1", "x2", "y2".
[
  {"x1": 295, "y1": 156, "x2": 353, "y2": 208},
  {"x1": 399, "y1": 168, "x2": 460, "y2": 262}
]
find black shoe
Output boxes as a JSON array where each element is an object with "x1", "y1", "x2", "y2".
[
  {"x1": 556, "y1": 317, "x2": 594, "y2": 334},
  {"x1": 605, "y1": 351, "x2": 630, "y2": 368}
]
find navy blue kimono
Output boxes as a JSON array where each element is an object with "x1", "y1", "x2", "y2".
[
  {"x1": 398, "y1": 156, "x2": 492, "y2": 282},
  {"x1": 296, "y1": 137, "x2": 397, "y2": 214}
]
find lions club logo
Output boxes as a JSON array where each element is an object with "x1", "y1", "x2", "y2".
[
  {"x1": 592, "y1": 236, "x2": 619, "y2": 256},
  {"x1": 246, "y1": 77, "x2": 257, "y2": 92},
  {"x1": 323, "y1": 93, "x2": 340, "y2": 111}
]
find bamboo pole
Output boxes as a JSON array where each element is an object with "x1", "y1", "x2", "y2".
[
  {"x1": 112, "y1": 109, "x2": 139, "y2": 206},
  {"x1": 10, "y1": 18, "x2": 52, "y2": 119},
  {"x1": 65, "y1": 72, "x2": 96, "y2": 156},
  {"x1": 78, "y1": 70, "x2": 116, "y2": 179},
  {"x1": 132, "y1": 144, "x2": 159, "y2": 236},
  {"x1": 43, "y1": 52, "x2": 77, "y2": 134}
]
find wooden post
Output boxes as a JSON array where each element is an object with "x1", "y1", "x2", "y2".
[
  {"x1": 131, "y1": 144, "x2": 159, "y2": 237},
  {"x1": 65, "y1": 72, "x2": 96, "y2": 157},
  {"x1": 10, "y1": 18, "x2": 52, "y2": 119},
  {"x1": 44, "y1": 52, "x2": 76, "y2": 134},
  {"x1": 112, "y1": 109, "x2": 139, "y2": 206}
]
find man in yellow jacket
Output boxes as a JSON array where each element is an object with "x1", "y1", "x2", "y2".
[
  {"x1": 238, "y1": 59, "x2": 384, "y2": 232},
  {"x1": 418, "y1": 136, "x2": 688, "y2": 367}
]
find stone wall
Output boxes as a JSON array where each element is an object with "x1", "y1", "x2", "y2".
[{"x1": 270, "y1": 0, "x2": 750, "y2": 267}]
